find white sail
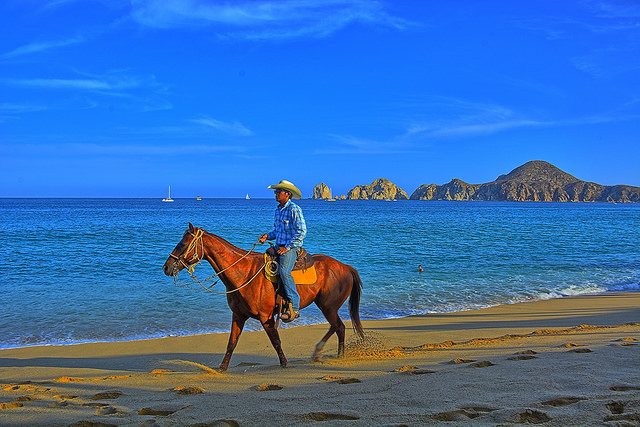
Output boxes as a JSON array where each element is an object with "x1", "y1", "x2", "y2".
[
  {"x1": 162, "y1": 186, "x2": 174, "y2": 202},
  {"x1": 245, "y1": 193, "x2": 250, "y2": 200}
]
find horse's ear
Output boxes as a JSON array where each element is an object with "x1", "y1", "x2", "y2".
[{"x1": 188, "y1": 222, "x2": 194, "y2": 232}]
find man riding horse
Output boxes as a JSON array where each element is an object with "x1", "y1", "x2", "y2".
[{"x1": 259, "y1": 179, "x2": 306, "y2": 323}]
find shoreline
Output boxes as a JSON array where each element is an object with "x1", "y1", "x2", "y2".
[
  {"x1": 1, "y1": 293, "x2": 638, "y2": 425},
  {"x1": 3, "y1": 290, "x2": 639, "y2": 351},
  {"x1": 2, "y1": 290, "x2": 638, "y2": 352}
]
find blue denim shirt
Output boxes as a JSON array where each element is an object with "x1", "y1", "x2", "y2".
[{"x1": 266, "y1": 200, "x2": 306, "y2": 250}]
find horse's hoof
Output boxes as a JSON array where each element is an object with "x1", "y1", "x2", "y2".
[{"x1": 218, "y1": 365, "x2": 228, "y2": 372}]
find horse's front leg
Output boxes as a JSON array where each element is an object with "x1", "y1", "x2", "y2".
[
  {"x1": 219, "y1": 313, "x2": 247, "y2": 372},
  {"x1": 261, "y1": 317, "x2": 288, "y2": 368}
]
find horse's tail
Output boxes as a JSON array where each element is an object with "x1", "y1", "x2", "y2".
[{"x1": 348, "y1": 266, "x2": 365, "y2": 339}]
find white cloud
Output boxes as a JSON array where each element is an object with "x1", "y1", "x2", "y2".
[
  {"x1": 0, "y1": 36, "x2": 84, "y2": 60},
  {"x1": 2, "y1": 77, "x2": 137, "y2": 91},
  {"x1": 0, "y1": 103, "x2": 47, "y2": 113},
  {"x1": 8, "y1": 142, "x2": 244, "y2": 156},
  {"x1": 130, "y1": 0, "x2": 412, "y2": 40},
  {"x1": 191, "y1": 117, "x2": 254, "y2": 136},
  {"x1": 314, "y1": 101, "x2": 640, "y2": 155}
]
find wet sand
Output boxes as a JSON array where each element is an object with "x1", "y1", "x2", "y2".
[{"x1": 1, "y1": 293, "x2": 639, "y2": 426}]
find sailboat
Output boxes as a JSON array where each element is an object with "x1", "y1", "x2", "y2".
[
  {"x1": 195, "y1": 195, "x2": 203, "y2": 201},
  {"x1": 162, "y1": 186, "x2": 174, "y2": 202},
  {"x1": 245, "y1": 194, "x2": 250, "y2": 200}
]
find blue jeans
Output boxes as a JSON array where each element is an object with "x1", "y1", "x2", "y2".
[{"x1": 278, "y1": 247, "x2": 300, "y2": 310}]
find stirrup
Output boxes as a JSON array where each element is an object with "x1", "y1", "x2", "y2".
[{"x1": 281, "y1": 302, "x2": 299, "y2": 323}]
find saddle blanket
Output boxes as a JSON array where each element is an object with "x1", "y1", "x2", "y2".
[{"x1": 264, "y1": 253, "x2": 317, "y2": 285}]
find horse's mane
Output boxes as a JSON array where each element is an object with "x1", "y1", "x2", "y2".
[{"x1": 201, "y1": 229, "x2": 263, "y2": 258}]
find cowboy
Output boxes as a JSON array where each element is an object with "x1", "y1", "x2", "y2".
[{"x1": 259, "y1": 180, "x2": 307, "y2": 322}]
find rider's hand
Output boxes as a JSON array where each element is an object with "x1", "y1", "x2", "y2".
[
  {"x1": 259, "y1": 234, "x2": 268, "y2": 244},
  {"x1": 277, "y1": 246, "x2": 289, "y2": 255}
]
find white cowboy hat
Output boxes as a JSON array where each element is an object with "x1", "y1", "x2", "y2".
[{"x1": 267, "y1": 180, "x2": 302, "y2": 199}]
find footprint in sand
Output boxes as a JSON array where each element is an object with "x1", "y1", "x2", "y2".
[
  {"x1": 91, "y1": 391, "x2": 123, "y2": 400},
  {"x1": 470, "y1": 361, "x2": 495, "y2": 368},
  {"x1": 254, "y1": 383, "x2": 284, "y2": 391},
  {"x1": 604, "y1": 413, "x2": 640, "y2": 423},
  {"x1": 317, "y1": 375, "x2": 361, "y2": 384},
  {"x1": 172, "y1": 386, "x2": 204, "y2": 395},
  {"x1": 138, "y1": 406, "x2": 186, "y2": 416},
  {"x1": 336, "y1": 378, "x2": 362, "y2": 384},
  {"x1": 447, "y1": 358, "x2": 476, "y2": 365},
  {"x1": 0, "y1": 401, "x2": 24, "y2": 410},
  {"x1": 613, "y1": 337, "x2": 638, "y2": 347},
  {"x1": 393, "y1": 366, "x2": 435, "y2": 375},
  {"x1": 607, "y1": 401, "x2": 625, "y2": 414},
  {"x1": 81, "y1": 402, "x2": 110, "y2": 408},
  {"x1": 318, "y1": 375, "x2": 343, "y2": 381},
  {"x1": 95, "y1": 406, "x2": 118, "y2": 416},
  {"x1": 305, "y1": 412, "x2": 360, "y2": 421},
  {"x1": 68, "y1": 421, "x2": 118, "y2": 427},
  {"x1": 610, "y1": 385, "x2": 640, "y2": 392},
  {"x1": 206, "y1": 420, "x2": 241, "y2": 427},
  {"x1": 567, "y1": 348, "x2": 592, "y2": 353},
  {"x1": 540, "y1": 397, "x2": 585, "y2": 406},
  {"x1": 2, "y1": 383, "x2": 50, "y2": 393},
  {"x1": 515, "y1": 350, "x2": 538, "y2": 355},
  {"x1": 561, "y1": 342, "x2": 581, "y2": 348},
  {"x1": 512, "y1": 409, "x2": 551, "y2": 423},
  {"x1": 508, "y1": 355, "x2": 537, "y2": 361},
  {"x1": 433, "y1": 407, "x2": 496, "y2": 421},
  {"x1": 53, "y1": 394, "x2": 78, "y2": 400}
]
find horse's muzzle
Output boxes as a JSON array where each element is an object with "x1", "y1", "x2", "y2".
[{"x1": 162, "y1": 259, "x2": 179, "y2": 277}]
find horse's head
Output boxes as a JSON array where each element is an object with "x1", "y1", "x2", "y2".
[{"x1": 163, "y1": 223, "x2": 204, "y2": 277}]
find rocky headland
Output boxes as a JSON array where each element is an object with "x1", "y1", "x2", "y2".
[
  {"x1": 410, "y1": 161, "x2": 640, "y2": 202},
  {"x1": 314, "y1": 161, "x2": 640, "y2": 202}
]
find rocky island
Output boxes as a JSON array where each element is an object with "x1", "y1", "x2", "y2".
[
  {"x1": 347, "y1": 178, "x2": 409, "y2": 200},
  {"x1": 312, "y1": 183, "x2": 333, "y2": 200}
]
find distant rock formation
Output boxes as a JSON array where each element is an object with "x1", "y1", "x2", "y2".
[
  {"x1": 347, "y1": 178, "x2": 409, "y2": 200},
  {"x1": 312, "y1": 183, "x2": 332, "y2": 200},
  {"x1": 412, "y1": 179, "x2": 480, "y2": 201},
  {"x1": 410, "y1": 160, "x2": 640, "y2": 202}
]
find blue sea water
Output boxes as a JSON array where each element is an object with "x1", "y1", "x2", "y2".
[{"x1": 1, "y1": 198, "x2": 639, "y2": 349}]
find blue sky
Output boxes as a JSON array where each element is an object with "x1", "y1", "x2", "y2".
[{"x1": 1, "y1": 0, "x2": 639, "y2": 198}]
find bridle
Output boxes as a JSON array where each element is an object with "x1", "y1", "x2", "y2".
[{"x1": 168, "y1": 228, "x2": 205, "y2": 273}]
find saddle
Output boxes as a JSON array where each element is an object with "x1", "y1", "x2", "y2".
[
  {"x1": 265, "y1": 246, "x2": 315, "y2": 271},
  {"x1": 263, "y1": 247, "x2": 317, "y2": 286}
]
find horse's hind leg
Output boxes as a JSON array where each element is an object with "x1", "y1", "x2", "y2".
[
  {"x1": 219, "y1": 313, "x2": 247, "y2": 372},
  {"x1": 314, "y1": 307, "x2": 346, "y2": 360},
  {"x1": 261, "y1": 318, "x2": 288, "y2": 368},
  {"x1": 313, "y1": 326, "x2": 336, "y2": 362}
]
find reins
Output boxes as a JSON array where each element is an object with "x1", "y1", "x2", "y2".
[{"x1": 170, "y1": 228, "x2": 265, "y2": 295}]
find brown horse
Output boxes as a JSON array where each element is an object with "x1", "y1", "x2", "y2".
[{"x1": 162, "y1": 223, "x2": 365, "y2": 371}]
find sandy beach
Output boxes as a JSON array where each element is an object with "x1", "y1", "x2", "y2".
[{"x1": 1, "y1": 293, "x2": 638, "y2": 426}]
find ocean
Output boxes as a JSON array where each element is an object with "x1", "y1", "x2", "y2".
[{"x1": 1, "y1": 198, "x2": 639, "y2": 349}]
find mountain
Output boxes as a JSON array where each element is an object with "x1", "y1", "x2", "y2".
[
  {"x1": 347, "y1": 178, "x2": 409, "y2": 200},
  {"x1": 312, "y1": 183, "x2": 332, "y2": 199},
  {"x1": 410, "y1": 161, "x2": 640, "y2": 202}
]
